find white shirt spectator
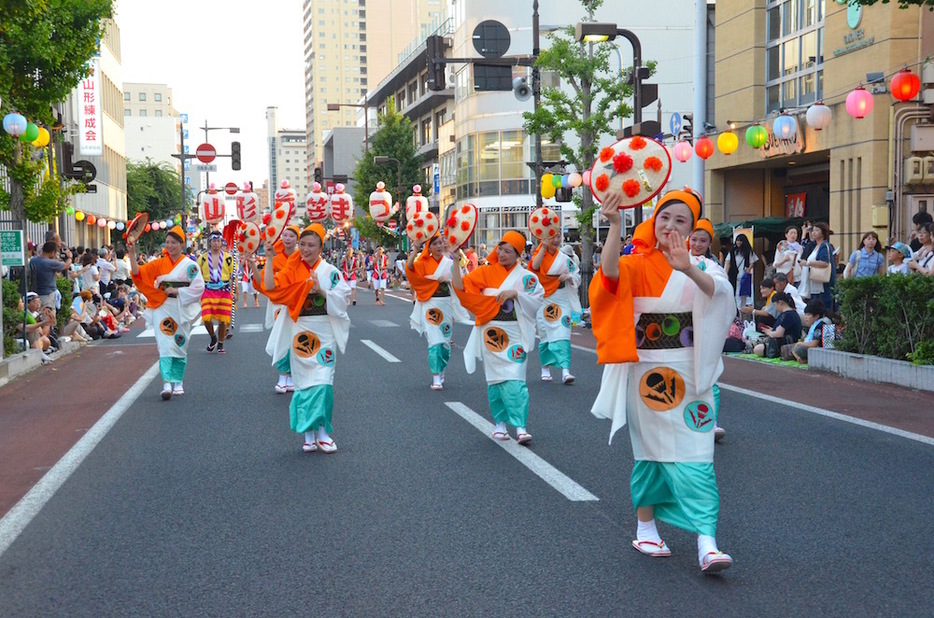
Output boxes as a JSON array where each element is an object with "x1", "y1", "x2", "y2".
[
  {"x1": 79, "y1": 264, "x2": 100, "y2": 294},
  {"x1": 887, "y1": 262, "x2": 909, "y2": 275},
  {"x1": 96, "y1": 256, "x2": 116, "y2": 285},
  {"x1": 113, "y1": 256, "x2": 131, "y2": 281}
]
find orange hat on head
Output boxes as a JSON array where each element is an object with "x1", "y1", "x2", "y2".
[
  {"x1": 487, "y1": 230, "x2": 527, "y2": 264},
  {"x1": 632, "y1": 188, "x2": 704, "y2": 252},
  {"x1": 166, "y1": 225, "x2": 185, "y2": 244},
  {"x1": 300, "y1": 223, "x2": 326, "y2": 244},
  {"x1": 283, "y1": 225, "x2": 301, "y2": 239},
  {"x1": 693, "y1": 218, "x2": 715, "y2": 240}
]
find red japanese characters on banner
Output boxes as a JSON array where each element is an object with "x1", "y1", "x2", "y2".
[
  {"x1": 330, "y1": 183, "x2": 354, "y2": 223},
  {"x1": 236, "y1": 182, "x2": 259, "y2": 224},
  {"x1": 78, "y1": 58, "x2": 102, "y2": 156},
  {"x1": 274, "y1": 179, "x2": 296, "y2": 208},
  {"x1": 786, "y1": 192, "x2": 806, "y2": 218},
  {"x1": 405, "y1": 184, "x2": 429, "y2": 220},
  {"x1": 305, "y1": 182, "x2": 330, "y2": 222},
  {"x1": 202, "y1": 185, "x2": 225, "y2": 225},
  {"x1": 369, "y1": 181, "x2": 393, "y2": 223}
]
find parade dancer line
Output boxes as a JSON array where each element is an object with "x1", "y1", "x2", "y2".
[
  {"x1": 261, "y1": 226, "x2": 300, "y2": 393},
  {"x1": 589, "y1": 190, "x2": 735, "y2": 573},
  {"x1": 530, "y1": 234, "x2": 581, "y2": 385},
  {"x1": 256, "y1": 224, "x2": 351, "y2": 454},
  {"x1": 129, "y1": 225, "x2": 205, "y2": 400},
  {"x1": 339, "y1": 247, "x2": 360, "y2": 306},
  {"x1": 406, "y1": 232, "x2": 456, "y2": 391},
  {"x1": 453, "y1": 231, "x2": 544, "y2": 444},
  {"x1": 197, "y1": 232, "x2": 234, "y2": 355},
  {"x1": 372, "y1": 246, "x2": 389, "y2": 305}
]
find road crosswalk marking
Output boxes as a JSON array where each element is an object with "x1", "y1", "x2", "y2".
[
  {"x1": 360, "y1": 339, "x2": 401, "y2": 363},
  {"x1": 368, "y1": 320, "x2": 398, "y2": 328},
  {"x1": 444, "y1": 402, "x2": 599, "y2": 502}
]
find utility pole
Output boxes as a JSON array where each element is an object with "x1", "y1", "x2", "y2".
[{"x1": 533, "y1": 0, "x2": 543, "y2": 209}]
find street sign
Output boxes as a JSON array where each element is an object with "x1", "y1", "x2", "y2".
[
  {"x1": 670, "y1": 112, "x2": 682, "y2": 137},
  {"x1": 193, "y1": 163, "x2": 217, "y2": 172},
  {"x1": 183, "y1": 129, "x2": 189, "y2": 139},
  {"x1": 0, "y1": 230, "x2": 24, "y2": 267},
  {"x1": 180, "y1": 113, "x2": 189, "y2": 124},
  {"x1": 224, "y1": 182, "x2": 238, "y2": 195},
  {"x1": 195, "y1": 143, "x2": 216, "y2": 164},
  {"x1": 432, "y1": 163, "x2": 440, "y2": 194}
]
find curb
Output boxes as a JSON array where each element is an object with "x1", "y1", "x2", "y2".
[
  {"x1": 0, "y1": 339, "x2": 84, "y2": 389},
  {"x1": 809, "y1": 348, "x2": 934, "y2": 393}
]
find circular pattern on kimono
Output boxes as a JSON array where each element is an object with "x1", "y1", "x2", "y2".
[
  {"x1": 302, "y1": 294, "x2": 325, "y2": 313},
  {"x1": 160, "y1": 316, "x2": 178, "y2": 336},
  {"x1": 425, "y1": 308, "x2": 444, "y2": 325},
  {"x1": 174, "y1": 333, "x2": 186, "y2": 347},
  {"x1": 697, "y1": 261, "x2": 707, "y2": 272},
  {"x1": 330, "y1": 271, "x2": 340, "y2": 288},
  {"x1": 645, "y1": 322, "x2": 662, "y2": 341},
  {"x1": 680, "y1": 327, "x2": 694, "y2": 347},
  {"x1": 638, "y1": 367, "x2": 686, "y2": 412},
  {"x1": 484, "y1": 326, "x2": 510, "y2": 352},
  {"x1": 561, "y1": 315, "x2": 572, "y2": 328},
  {"x1": 522, "y1": 274, "x2": 538, "y2": 293},
  {"x1": 543, "y1": 303, "x2": 562, "y2": 322},
  {"x1": 441, "y1": 322, "x2": 453, "y2": 338},
  {"x1": 292, "y1": 331, "x2": 321, "y2": 358},
  {"x1": 187, "y1": 264, "x2": 198, "y2": 279},
  {"x1": 506, "y1": 344, "x2": 527, "y2": 363},
  {"x1": 317, "y1": 348, "x2": 336, "y2": 367},
  {"x1": 568, "y1": 259, "x2": 576, "y2": 273},
  {"x1": 683, "y1": 400, "x2": 715, "y2": 432},
  {"x1": 661, "y1": 315, "x2": 680, "y2": 337}
]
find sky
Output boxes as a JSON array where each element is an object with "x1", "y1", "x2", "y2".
[{"x1": 114, "y1": 0, "x2": 306, "y2": 191}]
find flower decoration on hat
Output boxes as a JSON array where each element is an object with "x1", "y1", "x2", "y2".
[
  {"x1": 443, "y1": 203, "x2": 478, "y2": 247},
  {"x1": 588, "y1": 135, "x2": 672, "y2": 208},
  {"x1": 528, "y1": 207, "x2": 562, "y2": 241}
]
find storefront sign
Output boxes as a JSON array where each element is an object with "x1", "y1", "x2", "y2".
[
  {"x1": 760, "y1": 119, "x2": 805, "y2": 159},
  {"x1": 0, "y1": 230, "x2": 25, "y2": 267},
  {"x1": 78, "y1": 58, "x2": 103, "y2": 156},
  {"x1": 833, "y1": 0, "x2": 874, "y2": 57},
  {"x1": 786, "y1": 192, "x2": 806, "y2": 217}
]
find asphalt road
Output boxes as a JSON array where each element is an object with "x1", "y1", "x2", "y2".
[{"x1": 1, "y1": 292, "x2": 932, "y2": 616}]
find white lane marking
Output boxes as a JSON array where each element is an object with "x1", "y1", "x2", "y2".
[
  {"x1": 570, "y1": 342, "x2": 934, "y2": 447},
  {"x1": 360, "y1": 339, "x2": 401, "y2": 363},
  {"x1": 0, "y1": 361, "x2": 161, "y2": 558},
  {"x1": 444, "y1": 402, "x2": 599, "y2": 502},
  {"x1": 137, "y1": 323, "x2": 264, "y2": 338},
  {"x1": 384, "y1": 292, "x2": 413, "y2": 303}
]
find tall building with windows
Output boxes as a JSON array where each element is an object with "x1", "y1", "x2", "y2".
[
  {"x1": 302, "y1": 0, "x2": 441, "y2": 168},
  {"x1": 123, "y1": 83, "x2": 180, "y2": 168},
  {"x1": 707, "y1": 0, "x2": 934, "y2": 256},
  {"x1": 267, "y1": 106, "x2": 310, "y2": 217}
]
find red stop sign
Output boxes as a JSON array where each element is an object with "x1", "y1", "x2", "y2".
[
  {"x1": 196, "y1": 143, "x2": 216, "y2": 163},
  {"x1": 387, "y1": 219, "x2": 398, "y2": 230},
  {"x1": 224, "y1": 182, "x2": 238, "y2": 195}
]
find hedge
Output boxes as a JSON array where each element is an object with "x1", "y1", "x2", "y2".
[{"x1": 835, "y1": 275, "x2": 934, "y2": 365}]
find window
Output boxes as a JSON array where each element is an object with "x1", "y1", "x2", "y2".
[
  {"x1": 765, "y1": 0, "x2": 823, "y2": 113},
  {"x1": 139, "y1": 109, "x2": 147, "y2": 117},
  {"x1": 154, "y1": 93, "x2": 162, "y2": 102},
  {"x1": 155, "y1": 110, "x2": 163, "y2": 117},
  {"x1": 124, "y1": 92, "x2": 130, "y2": 101},
  {"x1": 124, "y1": 109, "x2": 131, "y2": 117},
  {"x1": 139, "y1": 92, "x2": 146, "y2": 101}
]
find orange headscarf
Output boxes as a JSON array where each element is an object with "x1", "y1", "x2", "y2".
[
  {"x1": 456, "y1": 230, "x2": 527, "y2": 325},
  {"x1": 166, "y1": 225, "x2": 185, "y2": 244},
  {"x1": 486, "y1": 230, "x2": 526, "y2": 264},
  {"x1": 301, "y1": 223, "x2": 326, "y2": 244},
  {"x1": 693, "y1": 217, "x2": 714, "y2": 240}
]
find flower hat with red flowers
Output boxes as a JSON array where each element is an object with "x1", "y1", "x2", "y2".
[
  {"x1": 443, "y1": 203, "x2": 478, "y2": 248},
  {"x1": 237, "y1": 221, "x2": 263, "y2": 255},
  {"x1": 588, "y1": 135, "x2": 672, "y2": 208},
  {"x1": 406, "y1": 210, "x2": 440, "y2": 243},
  {"x1": 528, "y1": 206, "x2": 562, "y2": 241}
]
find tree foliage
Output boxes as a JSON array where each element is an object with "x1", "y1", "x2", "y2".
[
  {"x1": 352, "y1": 98, "x2": 422, "y2": 248},
  {"x1": 523, "y1": 0, "x2": 638, "y2": 303},
  {"x1": 850, "y1": 0, "x2": 934, "y2": 8},
  {"x1": 124, "y1": 159, "x2": 183, "y2": 253},
  {"x1": 0, "y1": 0, "x2": 114, "y2": 222}
]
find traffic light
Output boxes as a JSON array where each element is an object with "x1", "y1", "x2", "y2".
[
  {"x1": 681, "y1": 113, "x2": 694, "y2": 144},
  {"x1": 314, "y1": 167, "x2": 323, "y2": 184},
  {"x1": 231, "y1": 141, "x2": 241, "y2": 170},
  {"x1": 426, "y1": 34, "x2": 446, "y2": 91}
]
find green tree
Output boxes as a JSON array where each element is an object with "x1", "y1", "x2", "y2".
[
  {"x1": 123, "y1": 159, "x2": 183, "y2": 253},
  {"x1": 0, "y1": 1, "x2": 114, "y2": 222},
  {"x1": 352, "y1": 98, "x2": 422, "y2": 248},
  {"x1": 850, "y1": 0, "x2": 934, "y2": 7},
  {"x1": 523, "y1": 0, "x2": 632, "y2": 304}
]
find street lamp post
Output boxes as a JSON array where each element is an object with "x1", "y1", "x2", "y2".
[
  {"x1": 373, "y1": 155, "x2": 403, "y2": 247},
  {"x1": 327, "y1": 102, "x2": 369, "y2": 153}
]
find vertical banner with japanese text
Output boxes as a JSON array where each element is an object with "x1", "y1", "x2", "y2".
[{"x1": 78, "y1": 58, "x2": 103, "y2": 156}]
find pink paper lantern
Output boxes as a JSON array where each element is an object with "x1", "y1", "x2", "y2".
[
  {"x1": 673, "y1": 140, "x2": 693, "y2": 163},
  {"x1": 845, "y1": 86, "x2": 874, "y2": 119}
]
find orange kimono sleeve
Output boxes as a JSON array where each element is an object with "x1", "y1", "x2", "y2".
[
  {"x1": 132, "y1": 257, "x2": 169, "y2": 309},
  {"x1": 406, "y1": 257, "x2": 441, "y2": 302},
  {"x1": 588, "y1": 259, "x2": 639, "y2": 364},
  {"x1": 455, "y1": 264, "x2": 506, "y2": 325},
  {"x1": 256, "y1": 255, "x2": 315, "y2": 320}
]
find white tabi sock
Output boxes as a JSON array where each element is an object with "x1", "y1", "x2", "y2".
[
  {"x1": 697, "y1": 534, "x2": 718, "y2": 564},
  {"x1": 277, "y1": 374, "x2": 288, "y2": 387},
  {"x1": 286, "y1": 375, "x2": 294, "y2": 387},
  {"x1": 541, "y1": 367, "x2": 551, "y2": 379},
  {"x1": 316, "y1": 426, "x2": 331, "y2": 442},
  {"x1": 162, "y1": 382, "x2": 171, "y2": 391},
  {"x1": 561, "y1": 368, "x2": 572, "y2": 380},
  {"x1": 304, "y1": 431, "x2": 315, "y2": 445},
  {"x1": 432, "y1": 374, "x2": 442, "y2": 386},
  {"x1": 174, "y1": 381, "x2": 183, "y2": 390},
  {"x1": 637, "y1": 519, "x2": 662, "y2": 543}
]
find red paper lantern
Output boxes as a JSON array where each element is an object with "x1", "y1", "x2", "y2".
[
  {"x1": 845, "y1": 86, "x2": 874, "y2": 119},
  {"x1": 890, "y1": 68, "x2": 921, "y2": 102},
  {"x1": 694, "y1": 136, "x2": 715, "y2": 160}
]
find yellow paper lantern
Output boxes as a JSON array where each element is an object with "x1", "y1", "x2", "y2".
[
  {"x1": 717, "y1": 130, "x2": 739, "y2": 155},
  {"x1": 541, "y1": 174, "x2": 556, "y2": 199},
  {"x1": 75, "y1": 210, "x2": 85, "y2": 221},
  {"x1": 31, "y1": 127, "x2": 50, "y2": 148}
]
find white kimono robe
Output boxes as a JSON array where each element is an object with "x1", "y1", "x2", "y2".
[
  {"x1": 147, "y1": 257, "x2": 205, "y2": 359},
  {"x1": 536, "y1": 250, "x2": 582, "y2": 344}
]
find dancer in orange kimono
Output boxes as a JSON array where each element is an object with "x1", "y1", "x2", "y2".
[
  {"x1": 261, "y1": 225, "x2": 300, "y2": 393},
  {"x1": 589, "y1": 189, "x2": 735, "y2": 574},
  {"x1": 453, "y1": 231, "x2": 544, "y2": 444},
  {"x1": 128, "y1": 225, "x2": 205, "y2": 400},
  {"x1": 530, "y1": 234, "x2": 581, "y2": 384}
]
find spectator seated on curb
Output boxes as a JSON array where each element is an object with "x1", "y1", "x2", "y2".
[
  {"x1": 16, "y1": 292, "x2": 54, "y2": 362},
  {"x1": 741, "y1": 277, "x2": 777, "y2": 331},
  {"x1": 754, "y1": 292, "x2": 802, "y2": 358},
  {"x1": 71, "y1": 290, "x2": 105, "y2": 340},
  {"x1": 106, "y1": 285, "x2": 134, "y2": 331},
  {"x1": 885, "y1": 242, "x2": 911, "y2": 275},
  {"x1": 773, "y1": 272, "x2": 806, "y2": 316},
  {"x1": 792, "y1": 300, "x2": 832, "y2": 364}
]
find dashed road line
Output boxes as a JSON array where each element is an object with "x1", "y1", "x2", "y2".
[{"x1": 360, "y1": 339, "x2": 401, "y2": 363}]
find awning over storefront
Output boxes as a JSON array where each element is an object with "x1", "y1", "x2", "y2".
[{"x1": 713, "y1": 216, "x2": 821, "y2": 239}]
